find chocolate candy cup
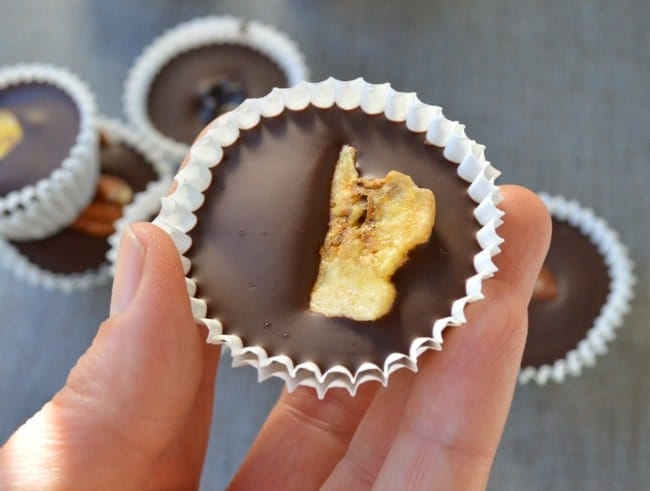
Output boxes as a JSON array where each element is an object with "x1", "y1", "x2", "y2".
[
  {"x1": 0, "y1": 118, "x2": 168, "y2": 292},
  {"x1": 154, "y1": 79, "x2": 504, "y2": 397},
  {"x1": 0, "y1": 64, "x2": 98, "y2": 240},
  {"x1": 124, "y1": 16, "x2": 309, "y2": 165},
  {"x1": 519, "y1": 193, "x2": 635, "y2": 385}
]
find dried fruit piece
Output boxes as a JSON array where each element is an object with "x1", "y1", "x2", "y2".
[
  {"x1": 0, "y1": 109, "x2": 23, "y2": 160},
  {"x1": 310, "y1": 145, "x2": 436, "y2": 321}
]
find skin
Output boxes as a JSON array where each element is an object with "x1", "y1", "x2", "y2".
[{"x1": 0, "y1": 185, "x2": 550, "y2": 490}]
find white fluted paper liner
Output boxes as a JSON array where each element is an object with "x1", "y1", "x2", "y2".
[
  {"x1": 519, "y1": 193, "x2": 636, "y2": 386},
  {"x1": 0, "y1": 237, "x2": 111, "y2": 293},
  {"x1": 98, "y1": 117, "x2": 171, "y2": 181},
  {"x1": 0, "y1": 63, "x2": 99, "y2": 241},
  {"x1": 153, "y1": 78, "x2": 505, "y2": 398},
  {"x1": 124, "y1": 15, "x2": 310, "y2": 165},
  {"x1": 0, "y1": 118, "x2": 169, "y2": 292}
]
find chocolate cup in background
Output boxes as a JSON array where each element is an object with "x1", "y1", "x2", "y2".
[
  {"x1": 0, "y1": 118, "x2": 169, "y2": 292},
  {"x1": 124, "y1": 15, "x2": 309, "y2": 167},
  {"x1": 519, "y1": 193, "x2": 635, "y2": 386},
  {"x1": 0, "y1": 63, "x2": 99, "y2": 241},
  {"x1": 153, "y1": 78, "x2": 505, "y2": 398}
]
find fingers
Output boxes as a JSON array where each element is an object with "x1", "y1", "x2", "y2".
[
  {"x1": 142, "y1": 123, "x2": 222, "y2": 489},
  {"x1": 320, "y1": 369, "x2": 416, "y2": 490},
  {"x1": 230, "y1": 186, "x2": 549, "y2": 490},
  {"x1": 228, "y1": 186, "x2": 549, "y2": 491},
  {"x1": 145, "y1": 342, "x2": 220, "y2": 490},
  {"x1": 229, "y1": 383, "x2": 380, "y2": 490},
  {"x1": 367, "y1": 185, "x2": 550, "y2": 490},
  {"x1": 370, "y1": 288, "x2": 525, "y2": 490},
  {"x1": 321, "y1": 188, "x2": 550, "y2": 490},
  {"x1": 0, "y1": 223, "x2": 206, "y2": 490},
  {"x1": 492, "y1": 185, "x2": 552, "y2": 303},
  {"x1": 323, "y1": 292, "x2": 525, "y2": 490}
]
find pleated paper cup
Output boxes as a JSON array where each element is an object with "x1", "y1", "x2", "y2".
[
  {"x1": 0, "y1": 63, "x2": 99, "y2": 240},
  {"x1": 124, "y1": 15, "x2": 309, "y2": 165},
  {"x1": 519, "y1": 193, "x2": 635, "y2": 386},
  {"x1": 0, "y1": 118, "x2": 169, "y2": 292},
  {"x1": 153, "y1": 78, "x2": 504, "y2": 398}
]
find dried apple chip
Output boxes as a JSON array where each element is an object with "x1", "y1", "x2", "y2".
[{"x1": 310, "y1": 145, "x2": 436, "y2": 321}]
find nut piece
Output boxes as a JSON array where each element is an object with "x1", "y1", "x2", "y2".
[
  {"x1": 532, "y1": 265, "x2": 559, "y2": 302},
  {"x1": 309, "y1": 145, "x2": 436, "y2": 321},
  {"x1": 70, "y1": 201, "x2": 123, "y2": 238},
  {"x1": 0, "y1": 109, "x2": 23, "y2": 160},
  {"x1": 70, "y1": 175, "x2": 134, "y2": 238},
  {"x1": 98, "y1": 130, "x2": 110, "y2": 148}
]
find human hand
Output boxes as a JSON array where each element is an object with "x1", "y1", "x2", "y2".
[{"x1": 0, "y1": 185, "x2": 550, "y2": 490}]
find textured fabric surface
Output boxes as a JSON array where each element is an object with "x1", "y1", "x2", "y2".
[{"x1": 0, "y1": 1, "x2": 647, "y2": 490}]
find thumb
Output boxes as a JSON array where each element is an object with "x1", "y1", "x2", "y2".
[{"x1": 0, "y1": 223, "x2": 204, "y2": 490}]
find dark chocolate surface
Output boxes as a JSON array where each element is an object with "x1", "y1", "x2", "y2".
[
  {"x1": 523, "y1": 218, "x2": 611, "y2": 367},
  {"x1": 147, "y1": 44, "x2": 288, "y2": 145},
  {"x1": 0, "y1": 83, "x2": 79, "y2": 197},
  {"x1": 189, "y1": 107, "x2": 480, "y2": 373},
  {"x1": 11, "y1": 139, "x2": 158, "y2": 273}
]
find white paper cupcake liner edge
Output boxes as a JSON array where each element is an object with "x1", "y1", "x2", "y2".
[{"x1": 0, "y1": 236, "x2": 111, "y2": 293}]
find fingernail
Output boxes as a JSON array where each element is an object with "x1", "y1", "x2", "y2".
[{"x1": 110, "y1": 225, "x2": 145, "y2": 316}]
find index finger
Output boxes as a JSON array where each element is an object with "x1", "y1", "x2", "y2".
[{"x1": 368, "y1": 185, "x2": 550, "y2": 490}]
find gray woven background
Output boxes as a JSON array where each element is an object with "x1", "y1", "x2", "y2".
[{"x1": 0, "y1": 1, "x2": 648, "y2": 489}]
